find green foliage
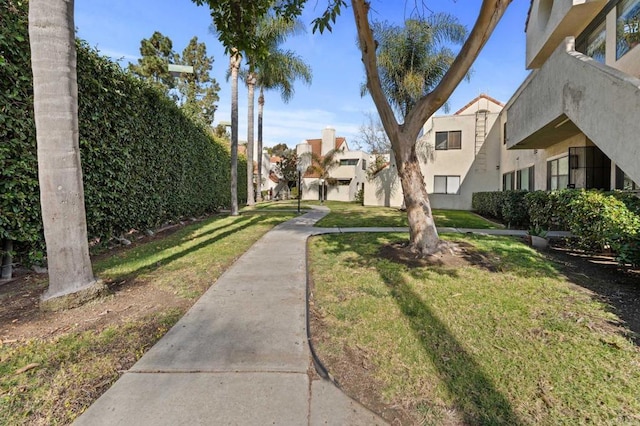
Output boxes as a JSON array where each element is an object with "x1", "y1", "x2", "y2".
[
  {"x1": 367, "y1": 14, "x2": 467, "y2": 117},
  {"x1": 355, "y1": 188, "x2": 364, "y2": 205},
  {"x1": 474, "y1": 189, "x2": 640, "y2": 266},
  {"x1": 566, "y1": 190, "x2": 640, "y2": 254},
  {"x1": 128, "y1": 31, "x2": 177, "y2": 95},
  {"x1": 0, "y1": 3, "x2": 246, "y2": 265},
  {"x1": 0, "y1": 0, "x2": 43, "y2": 263}
]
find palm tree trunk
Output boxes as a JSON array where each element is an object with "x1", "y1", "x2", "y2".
[
  {"x1": 396, "y1": 136, "x2": 440, "y2": 255},
  {"x1": 230, "y1": 51, "x2": 240, "y2": 215},
  {"x1": 256, "y1": 88, "x2": 264, "y2": 202},
  {"x1": 29, "y1": 0, "x2": 98, "y2": 302},
  {"x1": 246, "y1": 73, "x2": 256, "y2": 206}
]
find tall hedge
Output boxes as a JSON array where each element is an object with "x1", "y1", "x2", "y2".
[{"x1": 1, "y1": 0, "x2": 246, "y2": 265}]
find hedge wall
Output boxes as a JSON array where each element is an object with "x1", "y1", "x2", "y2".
[{"x1": 1, "y1": 0, "x2": 246, "y2": 265}]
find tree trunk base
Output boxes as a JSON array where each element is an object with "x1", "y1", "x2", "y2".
[
  {"x1": 408, "y1": 239, "x2": 457, "y2": 257},
  {"x1": 40, "y1": 279, "x2": 108, "y2": 312}
]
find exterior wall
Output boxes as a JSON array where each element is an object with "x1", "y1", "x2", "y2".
[
  {"x1": 507, "y1": 0, "x2": 640, "y2": 187},
  {"x1": 364, "y1": 95, "x2": 504, "y2": 210},
  {"x1": 297, "y1": 130, "x2": 368, "y2": 202},
  {"x1": 422, "y1": 110, "x2": 501, "y2": 210},
  {"x1": 526, "y1": 0, "x2": 608, "y2": 68},
  {"x1": 363, "y1": 154, "x2": 404, "y2": 208}
]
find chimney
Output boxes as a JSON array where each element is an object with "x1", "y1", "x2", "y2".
[{"x1": 321, "y1": 126, "x2": 336, "y2": 156}]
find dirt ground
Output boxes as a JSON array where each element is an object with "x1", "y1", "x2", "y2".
[
  {"x1": 309, "y1": 237, "x2": 640, "y2": 425},
  {"x1": 0, "y1": 227, "x2": 192, "y2": 345}
]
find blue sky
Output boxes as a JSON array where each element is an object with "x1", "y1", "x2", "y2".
[{"x1": 75, "y1": 0, "x2": 531, "y2": 149}]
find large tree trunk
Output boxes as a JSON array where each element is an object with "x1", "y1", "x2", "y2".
[
  {"x1": 395, "y1": 140, "x2": 440, "y2": 254},
  {"x1": 351, "y1": 0, "x2": 511, "y2": 256},
  {"x1": 29, "y1": 0, "x2": 101, "y2": 303},
  {"x1": 229, "y1": 51, "x2": 240, "y2": 215},
  {"x1": 246, "y1": 73, "x2": 256, "y2": 206},
  {"x1": 256, "y1": 88, "x2": 264, "y2": 202}
]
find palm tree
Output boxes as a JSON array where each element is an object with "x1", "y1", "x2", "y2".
[
  {"x1": 254, "y1": 48, "x2": 311, "y2": 202},
  {"x1": 304, "y1": 149, "x2": 340, "y2": 203},
  {"x1": 229, "y1": 49, "x2": 241, "y2": 216},
  {"x1": 246, "y1": 17, "x2": 311, "y2": 202},
  {"x1": 245, "y1": 71, "x2": 256, "y2": 206},
  {"x1": 356, "y1": 10, "x2": 475, "y2": 254},
  {"x1": 29, "y1": 0, "x2": 103, "y2": 304}
]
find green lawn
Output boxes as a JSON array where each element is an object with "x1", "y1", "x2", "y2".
[
  {"x1": 0, "y1": 212, "x2": 294, "y2": 425},
  {"x1": 313, "y1": 201, "x2": 499, "y2": 229},
  {"x1": 309, "y1": 232, "x2": 640, "y2": 425}
]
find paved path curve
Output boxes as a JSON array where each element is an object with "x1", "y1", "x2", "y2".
[{"x1": 74, "y1": 208, "x2": 385, "y2": 426}]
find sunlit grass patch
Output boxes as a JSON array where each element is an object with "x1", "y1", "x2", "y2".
[
  {"x1": 309, "y1": 232, "x2": 640, "y2": 424},
  {"x1": 314, "y1": 202, "x2": 498, "y2": 229}
]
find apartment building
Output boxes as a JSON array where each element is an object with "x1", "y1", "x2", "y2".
[{"x1": 297, "y1": 127, "x2": 369, "y2": 202}]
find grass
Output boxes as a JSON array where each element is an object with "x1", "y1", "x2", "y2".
[
  {"x1": 0, "y1": 212, "x2": 294, "y2": 425},
  {"x1": 309, "y1": 232, "x2": 640, "y2": 425},
  {"x1": 240, "y1": 199, "x2": 314, "y2": 211},
  {"x1": 313, "y1": 201, "x2": 499, "y2": 229}
]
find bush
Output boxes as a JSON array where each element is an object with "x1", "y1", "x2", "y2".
[
  {"x1": 566, "y1": 190, "x2": 640, "y2": 253},
  {"x1": 474, "y1": 188, "x2": 640, "y2": 267},
  {"x1": 355, "y1": 188, "x2": 364, "y2": 205},
  {"x1": 472, "y1": 191, "x2": 528, "y2": 228}
]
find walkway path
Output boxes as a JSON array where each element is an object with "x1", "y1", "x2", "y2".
[
  {"x1": 74, "y1": 208, "x2": 563, "y2": 425},
  {"x1": 74, "y1": 208, "x2": 385, "y2": 426}
]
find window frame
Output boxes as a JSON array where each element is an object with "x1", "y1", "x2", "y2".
[
  {"x1": 433, "y1": 175, "x2": 461, "y2": 195},
  {"x1": 547, "y1": 156, "x2": 569, "y2": 190},
  {"x1": 435, "y1": 130, "x2": 462, "y2": 150}
]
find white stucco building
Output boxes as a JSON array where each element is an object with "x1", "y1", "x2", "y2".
[
  {"x1": 366, "y1": 0, "x2": 640, "y2": 210},
  {"x1": 297, "y1": 127, "x2": 370, "y2": 202},
  {"x1": 503, "y1": 0, "x2": 640, "y2": 192},
  {"x1": 364, "y1": 94, "x2": 505, "y2": 210}
]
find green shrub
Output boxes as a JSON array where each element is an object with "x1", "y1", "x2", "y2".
[
  {"x1": 355, "y1": 188, "x2": 364, "y2": 205},
  {"x1": 472, "y1": 191, "x2": 528, "y2": 228},
  {"x1": 566, "y1": 190, "x2": 640, "y2": 253}
]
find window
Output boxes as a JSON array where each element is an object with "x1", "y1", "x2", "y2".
[
  {"x1": 434, "y1": 176, "x2": 460, "y2": 194},
  {"x1": 547, "y1": 156, "x2": 569, "y2": 190},
  {"x1": 615, "y1": 166, "x2": 640, "y2": 190},
  {"x1": 435, "y1": 131, "x2": 462, "y2": 150},
  {"x1": 339, "y1": 159, "x2": 359, "y2": 166},
  {"x1": 617, "y1": 0, "x2": 640, "y2": 59},
  {"x1": 503, "y1": 122, "x2": 507, "y2": 145},
  {"x1": 568, "y1": 146, "x2": 611, "y2": 189},
  {"x1": 503, "y1": 171, "x2": 515, "y2": 191},
  {"x1": 577, "y1": 20, "x2": 606, "y2": 63},
  {"x1": 336, "y1": 179, "x2": 351, "y2": 186},
  {"x1": 516, "y1": 166, "x2": 535, "y2": 191},
  {"x1": 362, "y1": 159, "x2": 367, "y2": 170}
]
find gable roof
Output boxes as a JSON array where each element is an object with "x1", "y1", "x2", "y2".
[
  {"x1": 303, "y1": 137, "x2": 347, "y2": 157},
  {"x1": 454, "y1": 93, "x2": 504, "y2": 115}
]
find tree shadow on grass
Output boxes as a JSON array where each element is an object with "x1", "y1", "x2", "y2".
[
  {"x1": 376, "y1": 264, "x2": 524, "y2": 425},
  {"x1": 97, "y1": 214, "x2": 269, "y2": 281},
  {"x1": 316, "y1": 233, "x2": 527, "y2": 423}
]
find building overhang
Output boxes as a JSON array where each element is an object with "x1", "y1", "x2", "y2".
[
  {"x1": 526, "y1": 0, "x2": 607, "y2": 69},
  {"x1": 509, "y1": 114, "x2": 581, "y2": 149}
]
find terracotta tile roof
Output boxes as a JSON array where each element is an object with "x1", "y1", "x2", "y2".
[
  {"x1": 454, "y1": 93, "x2": 504, "y2": 115},
  {"x1": 270, "y1": 156, "x2": 281, "y2": 163},
  {"x1": 269, "y1": 171, "x2": 280, "y2": 183},
  {"x1": 300, "y1": 135, "x2": 348, "y2": 178}
]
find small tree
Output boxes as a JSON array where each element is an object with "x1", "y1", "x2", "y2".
[
  {"x1": 128, "y1": 31, "x2": 177, "y2": 96},
  {"x1": 304, "y1": 149, "x2": 340, "y2": 202},
  {"x1": 354, "y1": 111, "x2": 391, "y2": 154},
  {"x1": 176, "y1": 36, "x2": 221, "y2": 126}
]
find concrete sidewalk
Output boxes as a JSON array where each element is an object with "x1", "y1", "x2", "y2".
[{"x1": 74, "y1": 208, "x2": 385, "y2": 426}]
